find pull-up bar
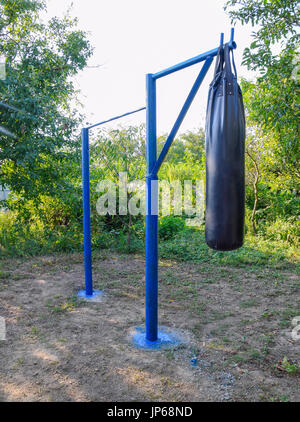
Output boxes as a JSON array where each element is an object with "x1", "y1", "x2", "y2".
[
  {"x1": 79, "y1": 28, "x2": 237, "y2": 348},
  {"x1": 78, "y1": 106, "x2": 146, "y2": 299},
  {"x1": 150, "y1": 58, "x2": 213, "y2": 177},
  {"x1": 148, "y1": 30, "x2": 236, "y2": 178},
  {"x1": 87, "y1": 107, "x2": 146, "y2": 130},
  {"x1": 152, "y1": 29, "x2": 235, "y2": 80}
]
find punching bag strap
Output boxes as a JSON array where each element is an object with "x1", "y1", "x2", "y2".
[
  {"x1": 213, "y1": 46, "x2": 224, "y2": 79},
  {"x1": 230, "y1": 48, "x2": 237, "y2": 79},
  {"x1": 223, "y1": 43, "x2": 237, "y2": 82}
]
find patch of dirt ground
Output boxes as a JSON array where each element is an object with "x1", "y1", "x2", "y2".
[{"x1": 0, "y1": 251, "x2": 299, "y2": 402}]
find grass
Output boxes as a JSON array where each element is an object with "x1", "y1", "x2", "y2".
[
  {"x1": 158, "y1": 227, "x2": 299, "y2": 270},
  {"x1": 0, "y1": 243, "x2": 299, "y2": 401},
  {"x1": 240, "y1": 299, "x2": 258, "y2": 308},
  {"x1": 279, "y1": 307, "x2": 300, "y2": 328},
  {"x1": 0, "y1": 207, "x2": 299, "y2": 273},
  {"x1": 46, "y1": 295, "x2": 80, "y2": 314}
]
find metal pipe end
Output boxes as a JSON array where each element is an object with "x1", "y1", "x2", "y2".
[
  {"x1": 220, "y1": 32, "x2": 224, "y2": 47},
  {"x1": 229, "y1": 27, "x2": 236, "y2": 49},
  {"x1": 229, "y1": 40, "x2": 237, "y2": 50}
]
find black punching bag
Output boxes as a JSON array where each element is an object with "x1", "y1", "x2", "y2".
[{"x1": 205, "y1": 43, "x2": 245, "y2": 251}]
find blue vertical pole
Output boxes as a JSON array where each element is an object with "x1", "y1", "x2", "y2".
[
  {"x1": 82, "y1": 127, "x2": 93, "y2": 296},
  {"x1": 145, "y1": 73, "x2": 158, "y2": 342},
  {"x1": 220, "y1": 32, "x2": 224, "y2": 46}
]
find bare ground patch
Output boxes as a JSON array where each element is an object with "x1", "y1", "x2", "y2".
[{"x1": 0, "y1": 251, "x2": 299, "y2": 402}]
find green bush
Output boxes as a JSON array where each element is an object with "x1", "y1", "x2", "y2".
[
  {"x1": 158, "y1": 216, "x2": 185, "y2": 240},
  {"x1": 264, "y1": 217, "x2": 299, "y2": 246},
  {"x1": 159, "y1": 226, "x2": 298, "y2": 269}
]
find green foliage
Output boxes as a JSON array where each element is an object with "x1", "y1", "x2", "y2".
[
  {"x1": 0, "y1": 0, "x2": 93, "y2": 197},
  {"x1": 225, "y1": 0, "x2": 300, "y2": 190},
  {"x1": 159, "y1": 216, "x2": 185, "y2": 240},
  {"x1": 89, "y1": 125, "x2": 146, "y2": 250},
  {"x1": 92, "y1": 125, "x2": 146, "y2": 182},
  {"x1": 157, "y1": 128, "x2": 205, "y2": 166},
  {"x1": 158, "y1": 226, "x2": 299, "y2": 269},
  {"x1": 0, "y1": 114, "x2": 298, "y2": 267},
  {"x1": 264, "y1": 218, "x2": 299, "y2": 245},
  {"x1": 180, "y1": 128, "x2": 205, "y2": 165},
  {"x1": 0, "y1": 207, "x2": 82, "y2": 256},
  {"x1": 241, "y1": 76, "x2": 299, "y2": 189},
  {"x1": 280, "y1": 356, "x2": 300, "y2": 374},
  {"x1": 225, "y1": 1, "x2": 299, "y2": 55},
  {"x1": 89, "y1": 125, "x2": 205, "y2": 248},
  {"x1": 0, "y1": 1, "x2": 297, "y2": 269}
]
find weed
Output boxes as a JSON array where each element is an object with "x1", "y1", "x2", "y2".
[{"x1": 278, "y1": 357, "x2": 300, "y2": 374}]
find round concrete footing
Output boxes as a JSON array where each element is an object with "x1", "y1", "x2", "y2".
[
  {"x1": 130, "y1": 326, "x2": 186, "y2": 350},
  {"x1": 77, "y1": 289, "x2": 104, "y2": 302}
]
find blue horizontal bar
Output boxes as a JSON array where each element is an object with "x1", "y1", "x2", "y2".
[
  {"x1": 150, "y1": 57, "x2": 214, "y2": 177},
  {"x1": 87, "y1": 106, "x2": 146, "y2": 130},
  {"x1": 152, "y1": 40, "x2": 236, "y2": 80},
  {"x1": 152, "y1": 48, "x2": 217, "y2": 80}
]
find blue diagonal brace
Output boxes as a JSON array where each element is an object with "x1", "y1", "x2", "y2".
[{"x1": 150, "y1": 57, "x2": 214, "y2": 178}]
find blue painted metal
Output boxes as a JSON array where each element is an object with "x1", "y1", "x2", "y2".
[
  {"x1": 131, "y1": 326, "x2": 183, "y2": 350},
  {"x1": 230, "y1": 27, "x2": 234, "y2": 44},
  {"x1": 150, "y1": 58, "x2": 213, "y2": 177},
  {"x1": 78, "y1": 289, "x2": 103, "y2": 300},
  {"x1": 145, "y1": 73, "x2": 158, "y2": 342},
  {"x1": 80, "y1": 29, "x2": 237, "y2": 346},
  {"x1": 87, "y1": 107, "x2": 146, "y2": 130},
  {"x1": 152, "y1": 47, "x2": 219, "y2": 80},
  {"x1": 229, "y1": 27, "x2": 236, "y2": 49},
  {"x1": 81, "y1": 127, "x2": 94, "y2": 297},
  {"x1": 141, "y1": 29, "x2": 237, "y2": 349},
  {"x1": 152, "y1": 38, "x2": 236, "y2": 80},
  {"x1": 220, "y1": 32, "x2": 224, "y2": 47},
  {"x1": 80, "y1": 109, "x2": 146, "y2": 299},
  {"x1": 190, "y1": 357, "x2": 198, "y2": 367}
]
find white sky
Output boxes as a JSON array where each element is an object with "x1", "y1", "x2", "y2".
[{"x1": 46, "y1": 0, "x2": 256, "y2": 135}]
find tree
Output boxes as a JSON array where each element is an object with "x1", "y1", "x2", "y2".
[
  {"x1": 180, "y1": 128, "x2": 205, "y2": 166},
  {"x1": 91, "y1": 125, "x2": 146, "y2": 250},
  {"x1": 225, "y1": 0, "x2": 300, "y2": 190},
  {"x1": 244, "y1": 124, "x2": 265, "y2": 234},
  {"x1": 89, "y1": 126, "x2": 205, "y2": 248},
  {"x1": 157, "y1": 128, "x2": 205, "y2": 166},
  {"x1": 157, "y1": 134, "x2": 186, "y2": 165},
  {"x1": 0, "y1": 0, "x2": 93, "y2": 197}
]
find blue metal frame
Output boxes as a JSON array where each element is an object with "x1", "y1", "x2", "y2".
[
  {"x1": 150, "y1": 58, "x2": 213, "y2": 178},
  {"x1": 79, "y1": 107, "x2": 146, "y2": 299},
  {"x1": 144, "y1": 30, "x2": 236, "y2": 344},
  {"x1": 81, "y1": 127, "x2": 94, "y2": 297},
  {"x1": 80, "y1": 30, "x2": 237, "y2": 340}
]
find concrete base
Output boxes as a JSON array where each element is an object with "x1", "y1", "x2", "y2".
[
  {"x1": 130, "y1": 326, "x2": 185, "y2": 350},
  {"x1": 77, "y1": 289, "x2": 104, "y2": 302}
]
